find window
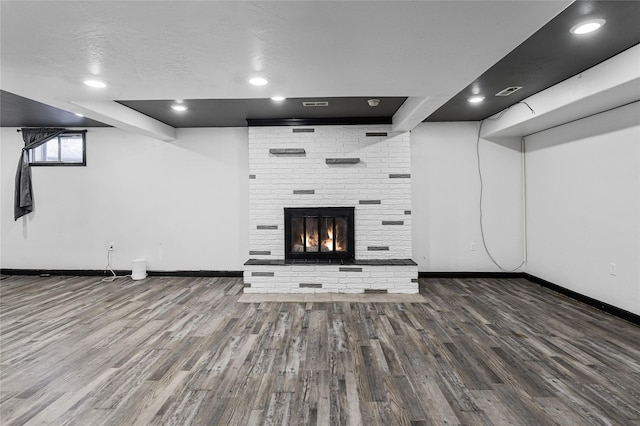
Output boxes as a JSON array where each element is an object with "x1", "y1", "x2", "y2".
[{"x1": 29, "y1": 132, "x2": 86, "y2": 166}]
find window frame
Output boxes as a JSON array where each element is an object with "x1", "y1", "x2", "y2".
[{"x1": 28, "y1": 131, "x2": 87, "y2": 167}]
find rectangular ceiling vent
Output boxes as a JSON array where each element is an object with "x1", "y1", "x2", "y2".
[
  {"x1": 303, "y1": 101, "x2": 329, "y2": 107},
  {"x1": 495, "y1": 86, "x2": 523, "y2": 97}
]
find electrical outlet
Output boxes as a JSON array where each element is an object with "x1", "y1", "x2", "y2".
[
  {"x1": 609, "y1": 263, "x2": 616, "y2": 276},
  {"x1": 108, "y1": 242, "x2": 115, "y2": 251},
  {"x1": 470, "y1": 242, "x2": 477, "y2": 251}
]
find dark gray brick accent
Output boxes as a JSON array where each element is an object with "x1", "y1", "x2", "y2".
[
  {"x1": 249, "y1": 250, "x2": 271, "y2": 256},
  {"x1": 382, "y1": 221, "x2": 404, "y2": 225},
  {"x1": 366, "y1": 132, "x2": 388, "y2": 137},
  {"x1": 269, "y1": 148, "x2": 306, "y2": 155},
  {"x1": 299, "y1": 283, "x2": 322, "y2": 288},
  {"x1": 249, "y1": 174, "x2": 256, "y2": 179},
  {"x1": 404, "y1": 210, "x2": 411, "y2": 215},
  {"x1": 251, "y1": 272, "x2": 275, "y2": 277},
  {"x1": 244, "y1": 283, "x2": 252, "y2": 288},
  {"x1": 367, "y1": 246, "x2": 389, "y2": 251},
  {"x1": 325, "y1": 158, "x2": 360, "y2": 164},
  {"x1": 364, "y1": 289, "x2": 388, "y2": 294},
  {"x1": 293, "y1": 189, "x2": 315, "y2": 194},
  {"x1": 292, "y1": 128, "x2": 314, "y2": 133},
  {"x1": 244, "y1": 259, "x2": 286, "y2": 265},
  {"x1": 359, "y1": 200, "x2": 381, "y2": 205},
  {"x1": 389, "y1": 173, "x2": 411, "y2": 178},
  {"x1": 411, "y1": 278, "x2": 419, "y2": 283},
  {"x1": 339, "y1": 267, "x2": 363, "y2": 272},
  {"x1": 257, "y1": 225, "x2": 278, "y2": 230}
]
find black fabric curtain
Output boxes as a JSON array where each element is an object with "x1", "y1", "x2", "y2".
[{"x1": 14, "y1": 127, "x2": 66, "y2": 220}]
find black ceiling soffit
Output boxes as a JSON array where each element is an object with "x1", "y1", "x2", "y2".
[
  {"x1": 0, "y1": 90, "x2": 111, "y2": 128},
  {"x1": 116, "y1": 97, "x2": 406, "y2": 127},
  {"x1": 425, "y1": 0, "x2": 640, "y2": 122}
]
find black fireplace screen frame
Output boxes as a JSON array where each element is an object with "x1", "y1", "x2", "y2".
[{"x1": 284, "y1": 207, "x2": 355, "y2": 261}]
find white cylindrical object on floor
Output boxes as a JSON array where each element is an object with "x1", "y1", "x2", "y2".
[{"x1": 131, "y1": 258, "x2": 147, "y2": 280}]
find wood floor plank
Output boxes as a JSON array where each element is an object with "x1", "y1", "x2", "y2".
[
  {"x1": 22, "y1": 367, "x2": 120, "y2": 425},
  {"x1": 1, "y1": 275, "x2": 639, "y2": 425},
  {"x1": 471, "y1": 389, "x2": 523, "y2": 425}
]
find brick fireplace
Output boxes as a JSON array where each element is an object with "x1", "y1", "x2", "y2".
[{"x1": 243, "y1": 125, "x2": 418, "y2": 293}]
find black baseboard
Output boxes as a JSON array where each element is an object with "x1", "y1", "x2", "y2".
[
  {"x1": 418, "y1": 271, "x2": 639, "y2": 326},
  {"x1": 0, "y1": 269, "x2": 243, "y2": 278},
  {"x1": 148, "y1": 270, "x2": 242, "y2": 277},
  {"x1": 523, "y1": 273, "x2": 640, "y2": 326},
  {"x1": 418, "y1": 271, "x2": 526, "y2": 279}
]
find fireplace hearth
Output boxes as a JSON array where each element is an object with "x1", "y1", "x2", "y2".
[{"x1": 284, "y1": 207, "x2": 354, "y2": 261}]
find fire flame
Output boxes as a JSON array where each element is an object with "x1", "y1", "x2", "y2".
[
  {"x1": 301, "y1": 227, "x2": 343, "y2": 251},
  {"x1": 305, "y1": 230, "x2": 318, "y2": 248},
  {"x1": 322, "y1": 228, "x2": 332, "y2": 250}
]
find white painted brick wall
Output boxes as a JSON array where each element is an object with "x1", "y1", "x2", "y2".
[
  {"x1": 248, "y1": 125, "x2": 412, "y2": 259},
  {"x1": 246, "y1": 125, "x2": 417, "y2": 293}
]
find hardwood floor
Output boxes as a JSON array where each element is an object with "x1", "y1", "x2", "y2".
[{"x1": 1, "y1": 275, "x2": 639, "y2": 425}]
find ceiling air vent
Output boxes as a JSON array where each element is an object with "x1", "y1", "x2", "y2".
[
  {"x1": 303, "y1": 101, "x2": 329, "y2": 107},
  {"x1": 495, "y1": 86, "x2": 523, "y2": 97}
]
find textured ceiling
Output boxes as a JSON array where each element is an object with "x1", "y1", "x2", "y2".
[
  {"x1": 0, "y1": 1, "x2": 566, "y2": 98},
  {"x1": 0, "y1": 0, "x2": 570, "y2": 136},
  {"x1": 3, "y1": 1, "x2": 637, "y2": 132}
]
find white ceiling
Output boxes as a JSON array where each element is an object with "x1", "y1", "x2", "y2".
[{"x1": 1, "y1": 1, "x2": 571, "y2": 140}]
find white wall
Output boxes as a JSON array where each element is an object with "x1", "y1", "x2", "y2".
[
  {"x1": 525, "y1": 102, "x2": 640, "y2": 315},
  {"x1": 411, "y1": 122, "x2": 525, "y2": 272},
  {"x1": 4, "y1": 107, "x2": 637, "y2": 314},
  {"x1": 1, "y1": 127, "x2": 248, "y2": 271}
]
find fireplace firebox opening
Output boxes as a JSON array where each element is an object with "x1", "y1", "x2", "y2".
[{"x1": 284, "y1": 207, "x2": 355, "y2": 261}]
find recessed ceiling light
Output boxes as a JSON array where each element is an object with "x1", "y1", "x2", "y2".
[
  {"x1": 271, "y1": 96, "x2": 286, "y2": 101},
  {"x1": 467, "y1": 96, "x2": 485, "y2": 104},
  {"x1": 83, "y1": 79, "x2": 108, "y2": 88},
  {"x1": 171, "y1": 104, "x2": 188, "y2": 112},
  {"x1": 249, "y1": 77, "x2": 269, "y2": 86},
  {"x1": 570, "y1": 19, "x2": 606, "y2": 35},
  {"x1": 75, "y1": 113, "x2": 84, "y2": 117}
]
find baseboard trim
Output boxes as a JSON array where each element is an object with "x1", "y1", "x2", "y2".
[
  {"x1": 149, "y1": 270, "x2": 243, "y2": 277},
  {"x1": 523, "y1": 273, "x2": 640, "y2": 326},
  {"x1": 0, "y1": 269, "x2": 243, "y2": 278}
]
